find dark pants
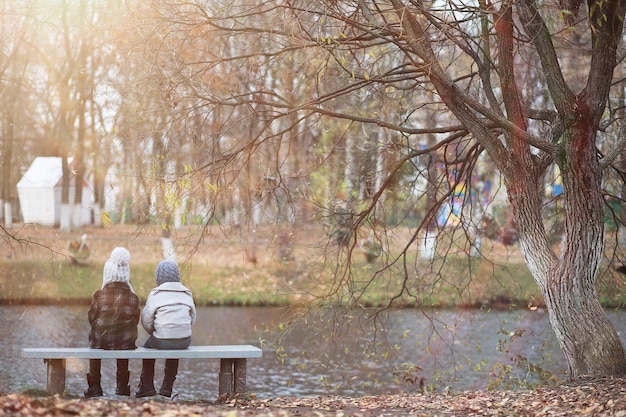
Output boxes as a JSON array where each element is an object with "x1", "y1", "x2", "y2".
[
  {"x1": 140, "y1": 336, "x2": 191, "y2": 391},
  {"x1": 144, "y1": 335, "x2": 191, "y2": 350},
  {"x1": 89, "y1": 358, "x2": 129, "y2": 378}
]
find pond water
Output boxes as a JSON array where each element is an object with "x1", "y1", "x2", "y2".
[{"x1": 2, "y1": 305, "x2": 626, "y2": 401}]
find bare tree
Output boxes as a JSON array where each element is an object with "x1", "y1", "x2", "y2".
[
  {"x1": 1, "y1": 4, "x2": 56, "y2": 227},
  {"x1": 110, "y1": 0, "x2": 626, "y2": 379},
  {"x1": 298, "y1": 0, "x2": 626, "y2": 378}
]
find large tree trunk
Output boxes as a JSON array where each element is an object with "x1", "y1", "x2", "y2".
[
  {"x1": 515, "y1": 202, "x2": 626, "y2": 377},
  {"x1": 555, "y1": 119, "x2": 625, "y2": 376},
  {"x1": 511, "y1": 124, "x2": 626, "y2": 377},
  {"x1": 543, "y1": 271, "x2": 626, "y2": 377}
]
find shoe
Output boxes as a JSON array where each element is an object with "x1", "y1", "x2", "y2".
[
  {"x1": 136, "y1": 359, "x2": 157, "y2": 398},
  {"x1": 159, "y1": 360, "x2": 177, "y2": 397},
  {"x1": 136, "y1": 384, "x2": 157, "y2": 398},
  {"x1": 84, "y1": 373, "x2": 103, "y2": 398},
  {"x1": 116, "y1": 384, "x2": 131, "y2": 396},
  {"x1": 116, "y1": 370, "x2": 131, "y2": 396},
  {"x1": 84, "y1": 385, "x2": 104, "y2": 398}
]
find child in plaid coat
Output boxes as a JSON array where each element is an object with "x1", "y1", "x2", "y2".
[{"x1": 84, "y1": 247, "x2": 140, "y2": 398}]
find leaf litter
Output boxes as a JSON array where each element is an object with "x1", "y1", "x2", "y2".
[{"x1": 2, "y1": 377, "x2": 626, "y2": 416}]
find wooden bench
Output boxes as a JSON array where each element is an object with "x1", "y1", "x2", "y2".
[{"x1": 22, "y1": 345, "x2": 262, "y2": 398}]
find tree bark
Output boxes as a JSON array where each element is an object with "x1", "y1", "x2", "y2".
[
  {"x1": 543, "y1": 269, "x2": 626, "y2": 377},
  {"x1": 510, "y1": 121, "x2": 626, "y2": 377}
]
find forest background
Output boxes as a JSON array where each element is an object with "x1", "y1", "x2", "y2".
[{"x1": 4, "y1": 0, "x2": 626, "y2": 415}]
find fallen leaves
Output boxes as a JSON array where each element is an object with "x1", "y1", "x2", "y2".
[{"x1": 2, "y1": 377, "x2": 626, "y2": 416}]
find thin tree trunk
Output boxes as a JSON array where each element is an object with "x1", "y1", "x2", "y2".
[
  {"x1": 60, "y1": 156, "x2": 72, "y2": 231},
  {"x1": 374, "y1": 126, "x2": 387, "y2": 224},
  {"x1": 345, "y1": 134, "x2": 356, "y2": 207},
  {"x1": 72, "y1": 0, "x2": 87, "y2": 228},
  {"x1": 420, "y1": 105, "x2": 438, "y2": 260},
  {"x1": 619, "y1": 83, "x2": 626, "y2": 246},
  {"x1": 1, "y1": 109, "x2": 14, "y2": 227}
]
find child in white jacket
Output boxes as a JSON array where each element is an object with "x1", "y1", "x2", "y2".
[{"x1": 136, "y1": 259, "x2": 197, "y2": 398}]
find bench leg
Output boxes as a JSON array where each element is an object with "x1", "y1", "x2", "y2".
[
  {"x1": 219, "y1": 358, "x2": 248, "y2": 397},
  {"x1": 219, "y1": 359, "x2": 234, "y2": 397},
  {"x1": 45, "y1": 359, "x2": 66, "y2": 395},
  {"x1": 234, "y1": 358, "x2": 247, "y2": 393}
]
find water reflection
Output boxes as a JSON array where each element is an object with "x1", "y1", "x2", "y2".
[{"x1": 2, "y1": 305, "x2": 624, "y2": 401}]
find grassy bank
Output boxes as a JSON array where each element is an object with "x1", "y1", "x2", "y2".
[
  {"x1": 1, "y1": 224, "x2": 625, "y2": 309},
  {"x1": 0, "y1": 259, "x2": 293, "y2": 306},
  {"x1": 1, "y1": 252, "x2": 625, "y2": 309}
]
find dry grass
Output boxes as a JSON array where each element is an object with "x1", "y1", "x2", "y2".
[{"x1": 1, "y1": 222, "x2": 624, "y2": 309}]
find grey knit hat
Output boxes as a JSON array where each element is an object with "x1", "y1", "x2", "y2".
[
  {"x1": 102, "y1": 247, "x2": 131, "y2": 288},
  {"x1": 155, "y1": 259, "x2": 181, "y2": 286}
]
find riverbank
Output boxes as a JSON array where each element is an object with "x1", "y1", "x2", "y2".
[
  {"x1": 1, "y1": 223, "x2": 626, "y2": 309},
  {"x1": 3, "y1": 376, "x2": 626, "y2": 416}
]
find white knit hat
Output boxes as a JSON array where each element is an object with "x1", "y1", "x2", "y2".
[{"x1": 102, "y1": 247, "x2": 132, "y2": 289}]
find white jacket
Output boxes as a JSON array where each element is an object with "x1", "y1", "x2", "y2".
[{"x1": 141, "y1": 282, "x2": 197, "y2": 340}]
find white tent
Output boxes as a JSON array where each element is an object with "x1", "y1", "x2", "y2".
[{"x1": 17, "y1": 156, "x2": 92, "y2": 226}]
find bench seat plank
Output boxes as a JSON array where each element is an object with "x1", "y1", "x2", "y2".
[
  {"x1": 22, "y1": 345, "x2": 262, "y2": 359},
  {"x1": 22, "y1": 345, "x2": 262, "y2": 398}
]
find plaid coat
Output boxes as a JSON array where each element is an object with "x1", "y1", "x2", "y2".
[{"x1": 88, "y1": 282, "x2": 140, "y2": 350}]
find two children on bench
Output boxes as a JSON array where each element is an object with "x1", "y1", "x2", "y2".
[{"x1": 84, "y1": 247, "x2": 197, "y2": 398}]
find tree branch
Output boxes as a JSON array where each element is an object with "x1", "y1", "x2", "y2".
[
  {"x1": 600, "y1": 122, "x2": 626, "y2": 169},
  {"x1": 517, "y1": 0, "x2": 574, "y2": 116}
]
